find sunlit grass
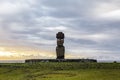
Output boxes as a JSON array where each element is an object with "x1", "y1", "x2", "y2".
[{"x1": 0, "y1": 62, "x2": 120, "y2": 80}]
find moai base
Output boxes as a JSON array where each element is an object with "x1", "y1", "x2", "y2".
[
  {"x1": 56, "y1": 32, "x2": 65, "y2": 59},
  {"x1": 25, "y1": 32, "x2": 97, "y2": 63}
]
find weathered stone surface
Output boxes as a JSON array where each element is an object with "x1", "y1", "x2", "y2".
[
  {"x1": 57, "y1": 39, "x2": 64, "y2": 46},
  {"x1": 56, "y1": 32, "x2": 64, "y2": 39},
  {"x1": 56, "y1": 32, "x2": 65, "y2": 59},
  {"x1": 56, "y1": 46, "x2": 65, "y2": 59},
  {"x1": 25, "y1": 59, "x2": 97, "y2": 63}
]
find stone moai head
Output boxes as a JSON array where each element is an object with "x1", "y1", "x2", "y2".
[
  {"x1": 56, "y1": 32, "x2": 64, "y2": 39},
  {"x1": 56, "y1": 32, "x2": 65, "y2": 47}
]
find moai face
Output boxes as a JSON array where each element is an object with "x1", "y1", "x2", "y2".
[{"x1": 57, "y1": 39, "x2": 64, "y2": 47}]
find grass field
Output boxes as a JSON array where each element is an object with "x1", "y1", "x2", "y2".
[{"x1": 0, "y1": 62, "x2": 120, "y2": 80}]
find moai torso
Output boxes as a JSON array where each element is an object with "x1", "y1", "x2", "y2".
[{"x1": 56, "y1": 32, "x2": 65, "y2": 59}]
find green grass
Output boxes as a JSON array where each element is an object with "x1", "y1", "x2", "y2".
[{"x1": 0, "y1": 62, "x2": 120, "y2": 80}]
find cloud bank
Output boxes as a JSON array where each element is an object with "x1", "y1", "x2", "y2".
[{"x1": 0, "y1": 0, "x2": 120, "y2": 61}]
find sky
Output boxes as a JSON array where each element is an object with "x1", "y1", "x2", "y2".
[{"x1": 0, "y1": 0, "x2": 120, "y2": 61}]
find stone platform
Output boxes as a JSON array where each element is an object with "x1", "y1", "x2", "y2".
[{"x1": 25, "y1": 59, "x2": 97, "y2": 63}]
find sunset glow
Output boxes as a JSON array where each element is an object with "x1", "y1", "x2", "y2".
[{"x1": 0, "y1": 0, "x2": 120, "y2": 61}]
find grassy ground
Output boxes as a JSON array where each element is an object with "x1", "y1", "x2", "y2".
[{"x1": 0, "y1": 62, "x2": 120, "y2": 80}]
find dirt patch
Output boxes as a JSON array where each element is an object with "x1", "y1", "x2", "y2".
[
  {"x1": 38, "y1": 72, "x2": 77, "y2": 78},
  {"x1": 24, "y1": 72, "x2": 77, "y2": 79}
]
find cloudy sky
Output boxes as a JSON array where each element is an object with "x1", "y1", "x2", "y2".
[{"x1": 0, "y1": 0, "x2": 120, "y2": 61}]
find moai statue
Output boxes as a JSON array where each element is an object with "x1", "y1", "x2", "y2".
[{"x1": 56, "y1": 32, "x2": 65, "y2": 59}]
